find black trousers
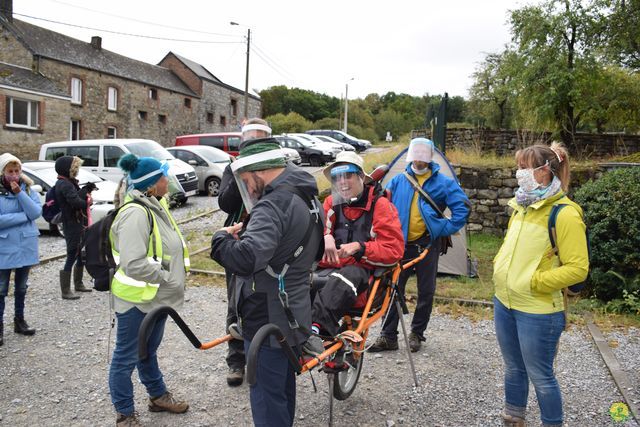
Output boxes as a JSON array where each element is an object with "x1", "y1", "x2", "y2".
[
  {"x1": 225, "y1": 271, "x2": 245, "y2": 370},
  {"x1": 381, "y1": 237, "x2": 440, "y2": 341},
  {"x1": 311, "y1": 265, "x2": 370, "y2": 337}
]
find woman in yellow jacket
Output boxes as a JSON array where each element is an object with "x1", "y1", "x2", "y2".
[{"x1": 493, "y1": 142, "x2": 589, "y2": 427}]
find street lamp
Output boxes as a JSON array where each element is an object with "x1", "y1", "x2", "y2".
[
  {"x1": 343, "y1": 77, "x2": 354, "y2": 133},
  {"x1": 230, "y1": 22, "x2": 250, "y2": 121}
]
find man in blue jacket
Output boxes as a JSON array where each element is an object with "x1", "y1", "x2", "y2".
[{"x1": 369, "y1": 138, "x2": 469, "y2": 353}]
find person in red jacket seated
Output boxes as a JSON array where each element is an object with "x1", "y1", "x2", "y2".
[{"x1": 304, "y1": 151, "x2": 404, "y2": 355}]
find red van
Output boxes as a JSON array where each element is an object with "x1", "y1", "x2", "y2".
[{"x1": 175, "y1": 132, "x2": 242, "y2": 156}]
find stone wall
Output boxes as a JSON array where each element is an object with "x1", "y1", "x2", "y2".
[
  {"x1": 458, "y1": 164, "x2": 603, "y2": 235},
  {"x1": 414, "y1": 128, "x2": 640, "y2": 158}
]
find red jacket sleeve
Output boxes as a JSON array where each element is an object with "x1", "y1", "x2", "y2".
[{"x1": 362, "y1": 197, "x2": 405, "y2": 266}]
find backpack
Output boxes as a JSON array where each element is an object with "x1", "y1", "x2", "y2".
[
  {"x1": 42, "y1": 184, "x2": 61, "y2": 224},
  {"x1": 548, "y1": 203, "x2": 591, "y2": 295},
  {"x1": 80, "y1": 201, "x2": 154, "y2": 291}
]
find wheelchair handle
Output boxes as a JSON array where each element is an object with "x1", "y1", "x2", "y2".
[
  {"x1": 247, "y1": 323, "x2": 303, "y2": 386},
  {"x1": 138, "y1": 305, "x2": 202, "y2": 360}
]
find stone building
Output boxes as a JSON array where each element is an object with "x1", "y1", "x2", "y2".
[{"x1": 0, "y1": 1, "x2": 261, "y2": 158}]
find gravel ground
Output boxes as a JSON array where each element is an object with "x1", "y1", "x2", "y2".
[{"x1": 2, "y1": 194, "x2": 638, "y2": 426}]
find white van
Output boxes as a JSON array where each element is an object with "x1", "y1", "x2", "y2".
[{"x1": 38, "y1": 139, "x2": 199, "y2": 204}]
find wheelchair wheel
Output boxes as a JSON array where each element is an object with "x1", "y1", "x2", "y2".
[{"x1": 333, "y1": 352, "x2": 364, "y2": 400}]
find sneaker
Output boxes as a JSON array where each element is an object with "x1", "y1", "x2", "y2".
[
  {"x1": 408, "y1": 332, "x2": 422, "y2": 353},
  {"x1": 116, "y1": 412, "x2": 143, "y2": 427},
  {"x1": 148, "y1": 391, "x2": 189, "y2": 414},
  {"x1": 226, "y1": 367, "x2": 244, "y2": 387},
  {"x1": 302, "y1": 335, "x2": 325, "y2": 356},
  {"x1": 367, "y1": 336, "x2": 399, "y2": 352}
]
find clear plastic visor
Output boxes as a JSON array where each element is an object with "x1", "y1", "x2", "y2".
[{"x1": 330, "y1": 164, "x2": 364, "y2": 206}]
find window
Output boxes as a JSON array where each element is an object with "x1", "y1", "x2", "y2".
[
  {"x1": 5, "y1": 97, "x2": 39, "y2": 129},
  {"x1": 71, "y1": 77, "x2": 82, "y2": 104},
  {"x1": 107, "y1": 126, "x2": 117, "y2": 139},
  {"x1": 158, "y1": 114, "x2": 167, "y2": 124},
  {"x1": 184, "y1": 98, "x2": 191, "y2": 108},
  {"x1": 230, "y1": 99, "x2": 238, "y2": 116},
  {"x1": 70, "y1": 120, "x2": 81, "y2": 140},
  {"x1": 66, "y1": 146, "x2": 99, "y2": 167},
  {"x1": 207, "y1": 112, "x2": 214, "y2": 123},
  {"x1": 104, "y1": 145, "x2": 126, "y2": 167},
  {"x1": 228, "y1": 136, "x2": 241, "y2": 151},
  {"x1": 219, "y1": 115, "x2": 226, "y2": 126},
  {"x1": 148, "y1": 88, "x2": 158, "y2": 100},
  {"x1": 174, "y1": 150, "x2": 205, "y2": 167},
  {"x1": 108, "y1": 87, "x2": 118, "y2": 111},
  {"x1": 138, "y1": 111, "x2": 148, "y2": 120},
  {"x1": 200, "y1": 136, "x2": 224, "y2": 149}
]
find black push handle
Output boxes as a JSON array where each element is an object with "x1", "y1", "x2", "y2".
[
  {"x1": 138, "y1": 305, "x2": 202, "y2": 360},
  {"x1": 246, "y1": 323, "x2": 302, "y2": 386}
]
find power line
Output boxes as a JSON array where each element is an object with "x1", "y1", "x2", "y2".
[
  {"x1": 251, "y1": 41, "x2": 296, "y2": 81},
  {"x1": 14, "y1": 13, "x2": 243, "y2": 44},
  {"x1": 250, "y1": 46, "x2": 296, "y2": 84},
  {"x1": 50, "y1": 0, "x2": 238, "y2": 38}
]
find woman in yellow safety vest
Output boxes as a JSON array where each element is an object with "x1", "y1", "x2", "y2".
[
  {"x1": 493, "y1": 142, "x2": 589, "y2": 427},
  {"x1": 108, "y1": 153, "x2": 190, "y2": 427}
]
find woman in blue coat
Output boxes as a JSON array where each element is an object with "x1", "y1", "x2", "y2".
[{"x1": 0, "y1": 153, "x2": 41, "y2": 346}]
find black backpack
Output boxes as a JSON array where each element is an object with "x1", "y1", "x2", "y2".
[
  {"x1": 42, "y1": 184, "x2": 61, "y2": 223},
  {"x1": 81, "y1": 201, "x2": 154, "y2": 291}
]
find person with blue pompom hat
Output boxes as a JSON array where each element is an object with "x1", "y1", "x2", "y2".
[{"x1": 107, "y1": 153, "x2": 191, "y2": 427}]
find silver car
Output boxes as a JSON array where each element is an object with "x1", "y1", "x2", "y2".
[
  {"x1": 313, "y1": 135, "x2": 356, "y2": 151},
  {"x1": 167, "y1": 145, "x2": 230, "y2": 196},
  {"x1": 22, "y1": 161, "x2": 117, "y2": 236}
]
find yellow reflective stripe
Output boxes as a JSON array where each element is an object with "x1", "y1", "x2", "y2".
[
  {"x1": 159, "y1": 197, "x2": 190, "y2": 272},
  {"x1": 114, "y1": 270, "x2": 160, "y2": 288}
]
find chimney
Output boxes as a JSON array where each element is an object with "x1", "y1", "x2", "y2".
[
  {"x1": 91, "y1": 36, "x2": 102, "y2": 50},
  {"x1": 0, "y1": 0, "x2": 13, "y2": 22}
]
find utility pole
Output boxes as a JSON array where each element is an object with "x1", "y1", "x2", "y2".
[
  {"x1": 343, "y1": 77, "x2": 354, "y2": 133},
  {"x1": 231, "y1": 22, "x2": 251, "y2": 120}
]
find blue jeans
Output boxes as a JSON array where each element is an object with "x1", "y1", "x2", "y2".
[
  {"x1": 244, "y1": 341, "x2": 296, "y2": 427},
  {"x1": 109, "y1": 307, "x2": 167, "y2": 416},
  {"x1": 0, "y1": 266, "x2": 31, "y2": 320},
  {"x1": 494, "y1": 297, "x2": 565, "y2": 425}
]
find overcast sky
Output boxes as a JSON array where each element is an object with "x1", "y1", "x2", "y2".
[{"x1": 13, "y1": 0, "x2": 523, "y2": 100}]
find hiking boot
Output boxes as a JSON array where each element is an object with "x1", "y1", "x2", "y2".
[
  {"x1": 408, "y1": 332, "x2": 422, "y2": 353},
  {"x1": 226, "y1": 367, "x2": 244, "y2": 387},
  {"x1": 148, "y1": 391, "x2": 189, "y2": 414},
  {"x1": 501, "y1": 410, "x2": 526, "y2": 426},
  {"x1": 367, "y1": 336, "x2": 398, "y2": 352},
  {"x1": 302, "y1": 335, "x2": 325, "y2": 357},
  {"x1": 116, "y1": 411, "x2": 143, "y2": 427},
  {"x1": 14, "y1": 317, "x2": 35, "y2": 335}
]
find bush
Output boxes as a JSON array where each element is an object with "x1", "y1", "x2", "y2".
[
  {"x1": 573, "y1": 167, "x2": 640, "y2": 301},
  {"x1": 265, "y1": 112, "x2": 312, "y2": 134}
]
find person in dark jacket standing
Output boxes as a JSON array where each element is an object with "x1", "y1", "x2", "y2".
[
  {"x1": 0, "y1": 153, "x2": 40, "y2": 345},
  {"x1": 218, "y1": 117, "x2": 272, "y2": 387},
  {"x1": 211, "y1": 140, "x2": 323, "y2": 427},
  {"x1": 54, "y1": 156, "x2": 95, "y2": 299}
]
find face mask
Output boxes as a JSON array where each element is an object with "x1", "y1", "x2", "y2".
[
  {"x1": 515, "y1": 161, "x2": 549, "y2": 192},
  {"x1": 4, "y1": 174, "x2": 20, "y2": 184},
  {"x1": 411, "y1": 164, "x2": 429, "y2": 175}
]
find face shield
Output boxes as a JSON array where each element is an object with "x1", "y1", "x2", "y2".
[
  {"x1": 330, "y1": 163, "x2": 365, "y2": 206},
  {"x1": 241, "y1": 123, "x2": 272, "y2": 142},
  {"x1": 230, "y1": 149, "x2": 285, "y2": 213},
  {"x1": 406, "y1": 139, "x2": 434, "y2": 164}
]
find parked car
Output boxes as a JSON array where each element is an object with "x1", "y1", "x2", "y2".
[
  {"x1": 167, "y1": 145, "x2": 231, "y2": 196},
  {"x1": 289, "y1": 133, "x2": 345, "y2": 155},
  {"x1": 273, "y1": 135, "x2": 336, "y2": 166},
  {"x1": 175, "y1": 132, "x2": 243, "y2": 156},
  {"x1": 38, "y1": 139, "x2": 198, "y2": 205},
  {"x1": 306, "y1": 134, "x2": 355, "y2": 152},
  {"x1": 21, "y1": 161, "x2": 117, "y2": 236},
  {"x1": 305, "y1": 129, "x2": 368, "y2": 152}
]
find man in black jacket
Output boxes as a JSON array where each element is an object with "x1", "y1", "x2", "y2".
[
  {"x1": 217, "y1": 118, "x2": 272, "y2": 387},
  {"x1": 211, "y1": 140, "x2": 322, "y2": 427}
]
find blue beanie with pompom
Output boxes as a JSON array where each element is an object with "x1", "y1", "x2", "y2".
[{"x1": 117, "y1": 153, "x2": 167, "y2": 190}]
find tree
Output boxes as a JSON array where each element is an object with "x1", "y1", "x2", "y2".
[
  {"x1": 265, "y1": 112, "x2": 313, "y2": 134},
  {"x1": 598, "y1": 0, "x2": 640, "y2": 69},
  {"x1": 509, "y1": 0, "x2": 601, "y2": 144},
  {"x1": 468, "y1": 51, "x2": 517, "y2": 129}
]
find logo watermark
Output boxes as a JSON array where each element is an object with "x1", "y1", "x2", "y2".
[{"x1": 609, "y1": 401, "x2": 630, "y2": 423}]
